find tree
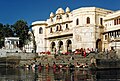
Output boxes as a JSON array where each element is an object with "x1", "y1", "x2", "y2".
[
  {"x1": 12, "y1": 20, "x2": 30, "y2": 48},
  {"x1": 3, "y1": 24, "x2": 14, "y2": 37},
  {"x1": 0, "y1": 23, "x2": 14, "y2": 48},
  {"x1": 0, "y1": 23, "x2": 4, "y2": 48}
]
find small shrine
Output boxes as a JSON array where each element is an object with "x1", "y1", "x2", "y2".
[{"x1": 4, "y1": 37, "x2": 19, "y2": 49}]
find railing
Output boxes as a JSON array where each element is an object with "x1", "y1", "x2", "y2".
[{"x1": 46, "y1": 29, "x2": 73, "y2": 39}]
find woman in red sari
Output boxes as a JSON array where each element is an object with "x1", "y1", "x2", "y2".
[
  {"x1": 83, "y1": 49, "x2": 86, "y2": 58},
  {"x1": 38, "y1": 63, "x2": 42, "y2": 71}
]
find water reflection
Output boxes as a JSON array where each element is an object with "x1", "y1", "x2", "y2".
[{"x1": 0, "y1": 68, "x2": 120, "y2": 81}]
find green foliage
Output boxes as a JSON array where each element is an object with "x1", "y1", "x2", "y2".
[
  {"x1": 3, "y1": 24, "x2": 14, "y2": 37},
  {"x1": 12, "y1": 20, "x2": 30, "y2": 48},
  {"x1": 0, "y1": 23, "x2": 4, "y2": 48},
  {"x1": 0, "y1": 23, "x2": 14, "y2": 48},
  {"x1": 0, "y1": 20, "x2": 30, "y2": 49}
]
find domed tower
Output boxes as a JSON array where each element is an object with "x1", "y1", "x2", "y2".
[
  {"x1": 31, "y1": 21, "x2": 47, "y2": 53},
  {"x1": 55, "y1": 8, "x2": 65, "y2": 21},
  {"x1": 56, "y1": 8, "x2": 65, "y2": 14}
]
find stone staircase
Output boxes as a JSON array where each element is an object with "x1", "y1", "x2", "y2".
[{"x1": 35, "y1": 53, "x2": 96, "y2": 66}]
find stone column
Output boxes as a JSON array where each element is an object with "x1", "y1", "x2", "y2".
[
  {"x1": 10, "y1": 41, "x2": 12, "y2": 49},
  {"x1": 56, "y1": 44, "x2": 59, "y2": 54},
  {"x1": 47, "y1": 40, "x2": 51, "y2": 52},
  {"x1": 14, "y1": 41, "x2": 17, "y2": 48},
  {"x1": 63, "y1": 40, "x2": 67, "y2": 53},
  {"x1": 63, "y1": 44, "x2": 67, "y2": 53}
]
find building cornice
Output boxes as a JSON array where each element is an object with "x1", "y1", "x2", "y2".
[
  {"x1": 31, "y1": 23, "x2": 48, "y2": 27},
  {"x1": 103, "y1": 29, "x2": 120, "y2": 34},
  {"x1": 46, "y1": 20, "x2": 72, "y2": 28},
  {"x1": 104, "y1": 11, "x2": 120, "y2": 20},
  {"x1": 31, "y1": 21, "x2": 48, "y2": 27},
  {"x1": 45, "y1": 33, "x2": 73, "y2": 39}
]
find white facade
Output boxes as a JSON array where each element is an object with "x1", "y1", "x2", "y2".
[
  {"x1": 5, "y1": 37, "x2": 19, "y2": 49},
  {"x1": 32, "y1": 21, "x2": 47, "y2": 52},
  {"x1": 3, "y1": 37, "x2": 22, "y2": 52},
  {"x1": 103, "y1": 11, "x2": 120, "y2": 52},
  {"x1": 31, "y1": 7, "x2": 118, "y2": 53}
]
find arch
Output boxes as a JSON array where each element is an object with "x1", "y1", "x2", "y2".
[
  {"x1": 58, "y1": 41, "x2": 63, "y2": 52},
  {"x1": 100, "y1": 18, "x2": 103, "y2": 25},
  {"x1": 66, "y1": 24, "x2": 68, "y2": 29},
  {"x1": 86, "y1": 17, "x2": 90, "y2": 24},
  {"x1": 50, "y1": 28, "x2": 53, "y2": 33},
  {"x1": 76, "y1": 18, "x2": 79, "y2": 25},
  {"x1": 56, "y1": 24, "x2": 62, "y2": 31},
  {"x1": 56, "y1": 15, "x2": 62, "y2": 19},
  {"x1": 50, "y1": 42, "x2": 56, "y2": 52},
  {"x1": 39, "y1": 27, "x2": 43, "y2": 34},
  {"x1": 66, "y1": 14, "x2": 69, "y2": 18},
  {"x1": 96, "y1": 39, "x2": 102, "y2": 52},
  {"x1": 56, "y1": 26, "x2": 59, "y2": 31},
  {"x1": 66, "y1": 40, "x2": 72, "y2": 52},
  {"x1": 59, "y1": 24, "x2": 62, "y2": 31}
]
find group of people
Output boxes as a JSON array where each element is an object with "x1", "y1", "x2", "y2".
[
  {"x1": 38, "y1": 47, "x2": 100, "y2": 56},
  {"x1": 23, "y1": 61, "x2": 90, "y2": 71}
]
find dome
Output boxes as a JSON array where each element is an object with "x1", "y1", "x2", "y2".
[
  {"x1": 50, "y1": 12, "x2": 54, "y2": 18},
  {"x1": 66, "y1": 7, "x2": 70, "y2": 13},
  {"x1": 56, "y1": 8, "x2": 65, "y2": 14}
]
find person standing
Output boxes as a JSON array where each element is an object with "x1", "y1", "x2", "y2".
[
  {"x1": 38, "y1": 63, "x2": 42, "y2": 71},
  {"x1": 83, "y1": 50, "x2": 86, "y2": 58}
]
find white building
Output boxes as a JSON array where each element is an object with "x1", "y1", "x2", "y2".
[
  {"x1": 5, "y1": 37, "x2": 19, "y2": 49},
  {"x1": 23, "y1": 31, "x2": 34, "y2": 53},
  {"x1": 3, "y1": 37, "x2": 22, "y2": 52},
  {"x1": 31, "y1": 7, "x2": 120, "y2": 53},
  {"x1": 103, "y1": 10, "x2": 120, "y2": 52}
]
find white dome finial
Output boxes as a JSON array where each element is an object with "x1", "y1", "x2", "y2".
[
  {"x1": 66, "y1": 7, "x2": 70, "y2": 13},
  {"x1": 50, "y1": 12, "x2": 54, "y2": 18}
]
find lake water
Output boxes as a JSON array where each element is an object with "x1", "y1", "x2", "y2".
[{"x1": 0, "y1": 68, "x2": 120, "y2": 81}]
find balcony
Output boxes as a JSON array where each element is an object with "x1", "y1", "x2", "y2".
[
  {"x1": 106, "y1": 25, "x2": 120, "y2": 32},
  {"x1": 112, "y1": 37, "x2": 120, "y2": 42},
  {"x1": 45, "y1": 29, "x2": 73, "y2": 39},
  {"x1": 107, "y1": 36, "x2": 120, "y2": 43}
]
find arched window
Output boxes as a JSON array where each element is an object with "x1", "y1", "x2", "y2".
[
  {"x1": 56, "y1": 26, "x2": 59, "y2": 31},
  {"x1": 76, "y1": 18, "x2": 79, "y2": 25},
  {"x1": 60, "y1": 15, "x2": 62, "y2": 19},
  {"x1": 56, "y1": 15, "x2": 62, "y2": 20},
  {"x1": 66, "y1": 14, "x2": 69, "y2": 18},
  {"x1": 50, "y1": 28, "x2": 53, "y2": 33},
  {"x1": 59, "y1": 25, "x2": 62, "y2": 31},
  {"x1": 66, "y1": 24, "x2": 68, "y2": 29},
  {"x1": 56, "y1": 24, "x2": 62, "y2": 31},
  {"x1": 100, "y1": 18, "x2": 103, "y2": 25},
  {"x1": 87, "y1": 17, "x2": 90, "y2": 24},
  {"x1": 39, "y1": 27, "x2": 43, "y2": 34}
]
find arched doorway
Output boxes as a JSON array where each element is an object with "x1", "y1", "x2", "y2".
[
  {"x1": 66, "y1": 40, "x2": 72, "y2": 52},
  {"x1": 51, "y1": 42, "x2": 55, "y2": 52},
  {"x1": 58, "y1": 41, "x2": 63, "y2": 53},
  {"x1": 96, "y1": 39, "x2": 102, "y2": 52}
]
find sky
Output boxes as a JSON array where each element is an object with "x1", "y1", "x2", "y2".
[{"x1": 0, "y1": 0, "x2": 120, "y2": 25}]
